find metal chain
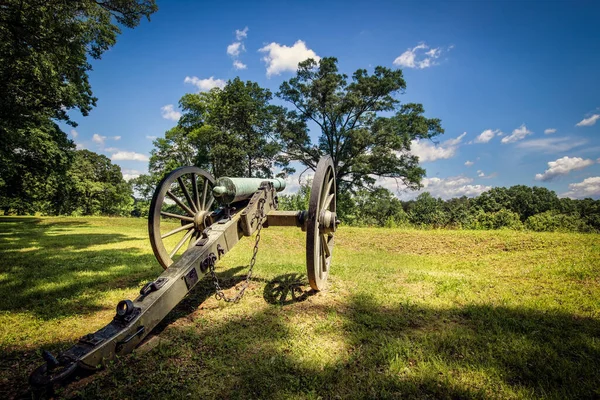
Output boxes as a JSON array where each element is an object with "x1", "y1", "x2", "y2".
[{"x1": 209, "y1": 197, "x2": 266, "y2": 303}]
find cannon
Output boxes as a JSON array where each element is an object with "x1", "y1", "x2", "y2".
[{"x1": 29, "y1": 156, "x2": 337, "y2": 390}]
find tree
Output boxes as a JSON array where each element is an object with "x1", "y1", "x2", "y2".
[
  {"x1": 149, "y1": 78, "x2": 282, "y2": 180},
  {"x1": 60, "y1": 150, "x2": 133, "y2": 216},
  {"x1": 276, "y1": 57, "x2": 444, "y2": 192},
  {"x1": 0, "y1": 120, "x2": 74, "y2": 214},
  {"x1": 0, "y1": 0, "x2": 157, "y2": 129},
  {"x1": 0, "y1": 0, "x2": 156, "y2": 214}
]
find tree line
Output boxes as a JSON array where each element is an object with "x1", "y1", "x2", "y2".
[{"x1": 279, "y1": 183, "x2": 600, "y2": 232}]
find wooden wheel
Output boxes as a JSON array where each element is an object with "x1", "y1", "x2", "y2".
[
  {"x1": 306, "y1": 156, "x2": 336, "y2": 291},
  {"x1": 148, "y1": 166, "x2": 216, "y2": 269}
]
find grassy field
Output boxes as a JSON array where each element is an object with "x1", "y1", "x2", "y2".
[{"x1": 0, "y1": 217, "x2": 599, "y2": 399}]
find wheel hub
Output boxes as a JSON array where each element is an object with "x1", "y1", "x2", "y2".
[
  {"x1": 193, "y1": 210, "x2": 210, "y2": 231},
  {"x1": 319, "y1": 210, "x2": 336, "y2": 234}
]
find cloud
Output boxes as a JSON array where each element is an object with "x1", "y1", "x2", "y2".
[
  {"x1": 410, "y1": 132, "x2": 466, "y2": 162},
  {"x1": 121, "y1": 168, "x2": 144, "y2": 181},
  {"x1": 393, "y1": 43, "x2": 450, "y2": 69},
  {"x1": 381, "y1": 175, "x2": 491, "y2": 200},
  {"x1": 544, "y1": 128, "x2": 557, "y2": 134},
  {"x1": 233, "y1": 60, "x2": 247, "y2": 70},
  {"x1": 562, "y1": 176, "x2": 600, "y2": 199},
  {"x1": 534, "y1": 156, "x2": 595, "y2": 181},
  {"x1": 516, "y1": 137, "x2": 587, "y2": 153},
  {"x1": 465, "y1": 160, "x2": 474, "y2": 167},
  {"x1": 146, "y1": 135, "x2": 157, "y2": 140},
  {"x1": 501, "y1": 124, "x2": 533, "y2": 144},
  {"x1": 474, "y1": 129, "x2": 500, "y2": 143},
  {"x1": 111, "y1": 151, "x2": 149, "y2": 162},
  {"x1": 259, "y1": 40, "x2": 319, "y2": 77},
  {"x1": 235, "y1": 26, "x2": 248, "y2": 40},
  {"x1": 160, "y1": 104, "x2": 182, "y2": 121},
  {"x1": 76, "y1": 143, "x2": 85, "y2": 150},
  {"x1": 576, "y1": 114, "x2": 600, "y2": 127},
  {"x1": 477, "y1": 170, "x2": 485, "y2": 177},
  {"x1": 112, "y1": 136, "x2": 121, "y2": 141},
  {"x1": 70, "y1": 129, "x2": 78, "y2": 139},
  {"x1": 184, "y1": 76, "x2": 226, "y2": 92},
  {"x1": 92, "y1": 133, "x2": 106, "y2": 145},
  {"x1": 227, "y1": 42, "x2": 244, "y2": 57}
]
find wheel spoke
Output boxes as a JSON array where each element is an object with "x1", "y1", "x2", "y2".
[
  {"x1": 178, "y1": 177, "x2": 197, "y2": 214},
  {"x1": 323, "y1": 193, "x2": 334, "y2": 210},
  {"x1": 205, "y1": 196, "x2": 214, "y2": 211},
  {"x1": 161, "y1": 222, "x2": 194, "y2": 239},
  {"x1": 321, "y1": 238, "x2": 329, "y2": 271},
  {"x1": 191, "y1": 173, "x2": 200, "y2": 211},
  {"x1": 321, "y1": 235, "x2": 331, "y2": 257},
  {"x1": 201, "y1": 178, "x2": 209, "y2": 210},
  {"x1": 321, "y1": 174, "x2": 333, "y2": 206},
  {"x1": 160, "y1": 211, "x2": 194, "y2": 222},
  {"x1": 167, "y1": 190, "x2": 195, "y2": 216},
  {"x1": 169, "y1": 228, "x2": 194, "y2": 258}
]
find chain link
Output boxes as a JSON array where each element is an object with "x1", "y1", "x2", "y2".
[{"x1": 209, "y1": 196, "x2": 266, "y2": 303}]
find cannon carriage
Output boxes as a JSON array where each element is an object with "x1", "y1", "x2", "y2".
[{"x1": 29, "y1": 156, "x2": 338, "y2": 390}]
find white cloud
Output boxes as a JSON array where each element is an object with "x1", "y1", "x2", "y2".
[
  {"x1": 121, "y1": 168, "x2": 143, "y2": 181},
  {"x1": 233, "y1": 60, "x2": 247, "y2": 70},
  {"x1": 576, "y1": 114, "x2": 600, "y2": 127},
  {"x1": 544, "y1": 128, "x2": 557, "y2": 134},
  {"x1": 410, "y1": 132, "x2": 466, "y2": 162},
  {"x1": 474, "y1": 129, "x2": 500, "y2": 143},
  {"x1": 184, "y1": 76, "x2": 226, "y2": 92},
  {"x1": 534, "y1": 156, "x2": 595, "y2": 181},
  {"x1": 227, "y1": 42, "x2": 244, "y2": 57},
  {"x1": 477, "y1": 170, "x2": 485, "y2": 177},
  {"x1": 562, "y1": 177, "x2": 600, "y2": 199},
  {"x1": 501, "y1": 124, "x2": 533, "y2": 144},
  {"x1": 516, "y1": 137, "x2": 587, "y2": 153},
  {"x1": 111, "y1": 151, "x2": 149, "y2": 162},
  {"x1": 160, "y1": 104, "x2": 182, "y2": 121},
  {"x1": 259, "y1": 40, "x2": 319, "y2": 77},
  {"x1": 146, "y1": 135, "x2": 157, "y2": 140},
  {"x1": 92, "y1": 133, "x2": 106, "y2": 145},
  {"x1": 465, "y1": 160, "x2": 474, "y2": 167},
  {"x1": 112, "y1": 136, "x2": 121, "y2": 141},
  {"x1": 393, "y1": 43, "x2": 450, "y2": 69},
  {"x1": 104, "y1": 147, "x2": 120, "y2": 153},
  {"x1": 76, "y1": 143, "x2": 85, "y2": 150},
  {"x1": 70, "y1": 129, "x2": 78, "y2": 139},
  {"x1": 381, "y1": 175, "x2": 491, "y2": 200},
  {"x1": 235, "y1": 26, "x2": 248, "y2": 40}
]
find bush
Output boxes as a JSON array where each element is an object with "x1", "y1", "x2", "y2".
[
  {"x1": 525, "y1": 211, "x2": 593, "y2": 233},
  {"x1": 467, "y1": 209, "x2": 523, "y2": 230}
]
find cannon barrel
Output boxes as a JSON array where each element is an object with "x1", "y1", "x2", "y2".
[{"x1": 213, "y1": 177, "x2": 286, "y2": 204}]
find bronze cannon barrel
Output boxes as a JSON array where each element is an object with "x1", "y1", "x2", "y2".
[{"x1": 213, "y1": 177, "x2": 286, "y2": 204}]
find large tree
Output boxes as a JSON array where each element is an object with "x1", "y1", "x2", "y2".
[
  {"x1": 0, "y1": 0, "x2": 156, "y2": 214},
  {"x1": 0, "y1": 0, "x2": 157, "y2": 129},
  {"x1": 276, "y1": 57, "x2": 444, "y2": 192},
  {"x1": 149, "y1": 78, "x2": 282, "y2": 180}
]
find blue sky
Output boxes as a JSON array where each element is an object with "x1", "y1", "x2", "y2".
[{"x1": 63, "y1": 0, "x2": 600, "y2": 199}]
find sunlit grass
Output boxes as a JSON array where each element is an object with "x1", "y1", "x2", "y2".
[{"x1": 0, "y1": 217, "x2": 599, "y2": 399}]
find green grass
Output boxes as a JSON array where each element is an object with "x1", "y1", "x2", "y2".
[{"x1": 0, "y1": 217, "x2": 599, "y2": 399}]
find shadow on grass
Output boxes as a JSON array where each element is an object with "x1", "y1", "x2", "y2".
[
  {"x1": 0, "y1": 218, "x2": 157, "y2": 319},
  {"x1": 69, "y1": 293, "x2": 600, "y2": 400},
  {"x1": 263, "y1": 273, "x2": 315, "y2": 305}
]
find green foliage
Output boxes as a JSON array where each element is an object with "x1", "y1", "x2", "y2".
[
  {"x1": 56, "y1": 150, "x2": 133, "y2": 216},
  {"x1": 525, "y1": 211, "x2": 593, "y2": 233},
  {"x1": 0, "y1": 120, "x2": 74, "y2": 214},
  {"x1": 277, "y1": 181, "x2": 311, "y2": 212},
  {"x1": 276, "y1": 57, "x2": 444, "y2": 192},
  {"x1": 0, "y1": 0, "x2": 157, "y2": 128},
  {"x1": 149, "y1": 78, "x2": 282, "y2": 180},
  {"x1": 407, "y1": 192, "x2": 448, "y2": 228},
  {"x1": 468, "y1": 209, "x2": 523, "y2": 230}
]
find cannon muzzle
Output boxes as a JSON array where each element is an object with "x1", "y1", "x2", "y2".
[{"x1": 212, "y1": 177, "x2": 286, "y2": 204}]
